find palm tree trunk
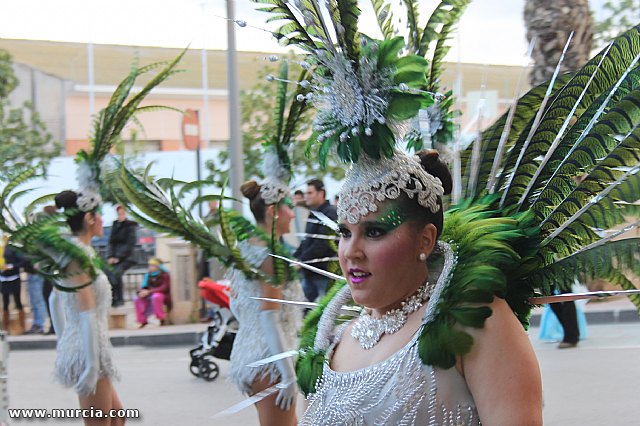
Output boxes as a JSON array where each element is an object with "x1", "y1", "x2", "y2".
[{"x1": 524, "y1": 0, "x2": 594, "y2": 86}]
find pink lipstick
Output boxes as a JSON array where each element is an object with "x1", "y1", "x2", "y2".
[{"x1": 349, "y1": 268, "x2": 371, "y2": 284}]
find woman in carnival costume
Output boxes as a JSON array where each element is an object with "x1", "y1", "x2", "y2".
[
  {"x1": 251, "y1": 1, "x2": 640, "y2": 424},
  {"x1": 107, "y1": 61, "x2": 309, "y2": 425},
  {"x1": 50, "y1": 189, "x2": 124, "y2": 419},
  {"x1": 0, "y1": 53, "x2": 183, "y2": 424},
  {"x1": 229, "y1": 178, "x2": 302, "y2": 425}
]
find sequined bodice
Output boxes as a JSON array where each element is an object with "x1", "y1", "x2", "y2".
[{"x1": 301, "y1": 329, "x2": 481, "y2": 426}]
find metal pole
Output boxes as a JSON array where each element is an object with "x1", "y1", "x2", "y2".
[
  {"x1": 88, "y1": 41, "x2": 95, "y2": 118},
  {"x1": 226, "y1": 0, "x2": 244, "y2": 212},
  {"x1": 199, "y1": 2, "x2": 209, "y2": 219}
]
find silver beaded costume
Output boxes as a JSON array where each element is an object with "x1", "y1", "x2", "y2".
[
  {"x1": 301, "y1": 329, "x2": 480, "y2": 426},
  {"x1": 227, "y1": 241, "x2": 303, "y2": 394},
  {"x1": 301, "y1": 242, "x2": 480, "y2": 425},
  {"x1": 53, "y1": 239, "x2": 118, "y2": 393}
]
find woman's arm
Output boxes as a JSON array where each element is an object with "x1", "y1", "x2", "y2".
[
  {"x1": 461, "y1": 297, "x2": 542, "y2": 426},
  {"x1": 65, "y1": 261, "x2": 100, "y2": 396}
]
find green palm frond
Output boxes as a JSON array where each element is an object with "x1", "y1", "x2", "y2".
[
  {"x1": 329, "y1": 0, "x2": 361, "y2": 63},
  {"x1": 539, "y1": 125, "x2": 639, "y2": 243},
  {"x1": 87, "y1": 49, "x2": 186, "y2": 167},
  {"x1": 518, "y1": 58, "x2": 640, "y2": 209},
  {"x1": 114, "y1": 164, "x2": 233, "y2": 261},
  {"x1": 607, "y1": 268, "x2": 640, "y2": 311},
  {"x1": 529, "y1": 74, "x2": 640, "y2": 219},
  {"x1": 425, "y1": 1, "x2": 469, "y2": 92},
  {"x1": 252, "y1": 0, "x2": 324, "y2": 52},
  {"x1": 418, "y1": 0, "x2": 470, "y2": 58},
  {"x1": 156, "y1": 178, "x2": 189, "y2": 191},
  {"x1": 272, "y1": 61, "x2": 289, "y2": 148},
  {"x1": 370, "y1": 0, "x2": 394, "y2": 40},
  {"x1": 461, "y1": 74, "x2": 572, "y2": 199},
  {"x1": 500, "y1": 26, "x2": 640, "y2": 207},
  {"x1": 529, "y1": 238, "x2": 639, "y2": 293},
  {"x1": 405, "y1": 0, "x2": 421, "y2": 52},
  {"x1": 533, "y1": 116, "x2": 640, "y2": 229},
  {"x1": 1, "y1": 165, "x2": 41, "y2": 208},
  {"x1": 281, "y1": 70, "x2": 311, "y2": 147},
  {"x1": 23, "y1": 193, "x2": 56, "y2": 219}
]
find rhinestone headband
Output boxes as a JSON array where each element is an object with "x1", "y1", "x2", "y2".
[
  {"x1": 76, "y1": 189, "x2": 102, "y2": 212},
  {"x1": 259, "y1": 148, "x2": 291, "y2": 205},
  {"x1": 259, "y1": 178, "x2": 291, "y2": 205},
  {"x1": 337, "y1": 151, "x2": 444, "y2": 224}
]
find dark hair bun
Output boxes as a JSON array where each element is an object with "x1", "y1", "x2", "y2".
[
  {"x1": 416, "y1": 150, "x2": 453, "y2": 196},
  {"x1": 240, "y1": 180, "x2": 261, "y2": 200},
  {"x1": 54, "y1": 190, "x2": 79, "y2": 210}
]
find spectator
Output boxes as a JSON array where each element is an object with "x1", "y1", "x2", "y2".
[
  {"x1": 293, "y1": 190, "x2": 305, "y2": 207},
  {"x1": 288, "y1": 189, "x2": 308, "y2": 250},
  {"x1": 23, "y1": 260, "x2": 47, "y2": 334},
  {"x1": 1, "y1": 244, "x2": 27, "y2": 334},
  {"x1": 134, "y1": 258, "x2": 172, "y2": 328},
  {"x1": 42, "y1": 205, "x2": 58, "y2": 334},
  {"x1": 293, "y1": 179, "x2": 337, "y2": 302},
  {"x1": 106, "y1": 205, "x2": 138, "y2": 307}
]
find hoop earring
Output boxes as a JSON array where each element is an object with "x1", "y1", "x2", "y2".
[{"x1": 419, "y1": 253, "x2": 427, "y2": 261}]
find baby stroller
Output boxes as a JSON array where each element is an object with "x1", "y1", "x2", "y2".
[{"x1": 189, "y1": 279, "x2": 238, "y2": 381}]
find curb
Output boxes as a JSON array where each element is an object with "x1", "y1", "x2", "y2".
[
  {"x1": 9, "y1": 331, "x2": 202, "y2": 351},
  {"x1": 529, "y1": 309, "x2": 640, "y2": 327},
  {"x1": 9, "y1": 309, "x2": 640, "y2": 351}
]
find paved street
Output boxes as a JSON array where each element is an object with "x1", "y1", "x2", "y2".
[{"x1": 6, "y1": 323, "x2": 640, "y2": 425}]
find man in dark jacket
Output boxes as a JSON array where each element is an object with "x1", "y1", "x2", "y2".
[
  {"x1": 107, "y1": 205, "x2": 138, "y2": 307},
  {"x1": 293, "y1": 179, "x2": 337, "y2": 302}
]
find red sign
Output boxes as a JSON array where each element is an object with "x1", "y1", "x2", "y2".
[{"x1": 182, "y1": 109, "x2": 200, "y2": 150}]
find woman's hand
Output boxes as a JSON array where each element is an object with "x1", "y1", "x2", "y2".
[{"x1": 138, "y1": 289, "x2": 150, "y2": 298}]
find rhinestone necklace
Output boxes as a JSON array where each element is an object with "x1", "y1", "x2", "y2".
[{"x1": 350, "y1": 281, "x2": 434, "y2": 350}]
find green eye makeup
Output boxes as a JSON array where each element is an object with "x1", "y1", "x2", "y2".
[{"x1": 377, "y1": 207, "x2": 407, "y2": 229}]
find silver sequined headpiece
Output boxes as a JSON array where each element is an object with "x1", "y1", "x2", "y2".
[
  {"x1": 259, "y1": 147, "x2": 291, "y2": 205},
  {"x1": 337, "y1": 150, "x2": 444, "y2": 224},
  {"x1": 75, "y1": 189, "x2": 102, "y2": 212},
  {"x1": 75, "y1": 160, "x2": 103, "y2": 212}
]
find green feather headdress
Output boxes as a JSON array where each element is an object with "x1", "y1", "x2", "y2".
[
  {"x1": 257, "y1": 4, "x2": 640, "y2": 395},
  {"x1": 0, "y1": 52, "x2": 185, "y2": 291}
]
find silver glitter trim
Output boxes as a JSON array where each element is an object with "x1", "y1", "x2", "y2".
[
  {"x1": 337, "y1": 151, "x2": 444, "y2": 224},
  {"x1": 422, "y1": 241, "x2": 457, "y2": 326}
]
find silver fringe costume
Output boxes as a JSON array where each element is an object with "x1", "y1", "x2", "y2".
[
  {"x1": 52, "y1": 239, "x2": 118, "y2": 393},
  {"x1": 227, "y1": 241, "x2": 303, "y2": 394}
]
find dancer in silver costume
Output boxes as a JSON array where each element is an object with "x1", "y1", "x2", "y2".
[
  {"x1": 299, "y1": 151, "x2": 542, "y2": 425},
  {"x1": 227, "y1": 180, "x2": 303, "y2": 426}
]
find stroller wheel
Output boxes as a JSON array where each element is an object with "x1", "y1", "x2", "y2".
[
  {"x1": 190, "y1": 358, "x2": 202, "y2": 377},
  {"x1": 199, "y1": 356, "x2": 220, "y2": 381}
]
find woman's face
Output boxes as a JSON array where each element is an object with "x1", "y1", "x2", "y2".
[
  {"x1": 275, "y1": 203, "x2": 294, "y2": 235},
  {"x1": 338, "y1": 202, "x2": 436, "y2": 313},
  {"x1": 87, "y1": 211, "x2": 104, "y2": 238}
]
